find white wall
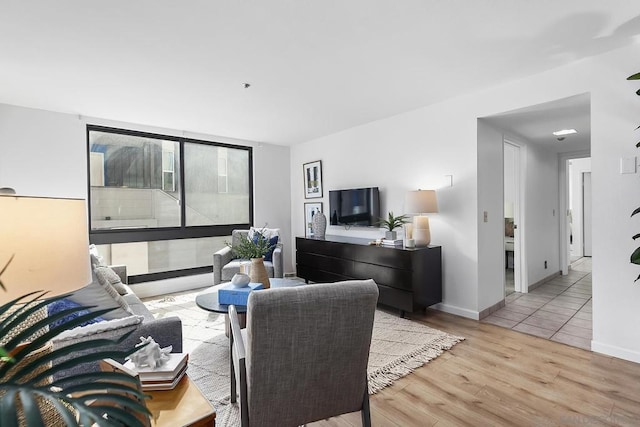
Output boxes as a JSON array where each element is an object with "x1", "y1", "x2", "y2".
[
  {"x1": 477, "y1": 120, "x2": 505, "y2": 311},
  {"x1": 524, "y1": 141, "x2": 560, "y2": 285},
  {"x1": 0, "y1": 103, "x2": 294, "y2": 272},
  {"x1": 291, "y1": 42, "x2": 640, "y2": 363},
  {"x1": 569, "y1": 157, "x2": 592, "y2": 258},
  {"x1": 290, "y1": 103, "x2": 480, "y2": 319},
  {"x1": 0, "y1": 105, "x2": 86, "y2": 197}
]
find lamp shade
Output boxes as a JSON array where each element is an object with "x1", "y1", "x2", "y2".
[
  {"x1": 405, "y1": 190, "x2": 438, "y2": 214},
  {"x1": 0, "y1": 196, "x2": 91, "y2": 303}
]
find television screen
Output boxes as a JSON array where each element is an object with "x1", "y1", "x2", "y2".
[{"x1": 329, "y1": 187, "x2": 380, "y2": 227}]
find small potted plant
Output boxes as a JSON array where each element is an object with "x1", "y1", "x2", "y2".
[
  {"x1": 377, "y1": 211, "x2": 409, "y2": 240},
  {"x1": 227, "y1": 230, "x2": 278, "y2": 289},
  {"x1": 229, "y1": 232, "x2": 276, "y2": 260}
]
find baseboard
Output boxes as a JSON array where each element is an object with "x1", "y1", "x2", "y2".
[
  {"x1": 432, "y1": 303, "x2": 479, "y2": 320},
  {"x1": 478, "y1": 299, "x2": 506, "y2": 320},
  {"x1": 591, "y1": 340, "x2": 640, "y2": 364},
  {"x1": 528, "y1": 270, "x2": 561, "y2": 291}
]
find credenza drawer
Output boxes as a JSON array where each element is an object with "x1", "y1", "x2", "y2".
[
  {"x1": 377, "y1": 284, "x2": 414, "y2": 313},
  {"x1": 352, "y1": 263, "x2": 413, "y2": 291}
]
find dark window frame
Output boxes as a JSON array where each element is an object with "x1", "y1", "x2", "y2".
[{"x1": 86, "y1": 124, "x2": 254, "y2": 246}]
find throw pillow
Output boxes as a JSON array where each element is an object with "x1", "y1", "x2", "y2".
[
  {"x1": 47, "y1": 298, "x2": 104, "y2": 330},
  {"x1": 252, "y1": 233, "x2": 279, "y2": 262},
  {"x1": 248, "y1": 227, "x2": 280, "y2": 240},
  {"x1": 89, "y1": 244, "x2": 106, "y2": 267},
  {"x1": 53, "y1": 315, "x2": 144, "y2": 344},
  {"x1": 68, "y1": 271, "x2": 133, "y2": 321},
  {"x1": 95, "y1": 266, "x2": 129, "y2": 295}
]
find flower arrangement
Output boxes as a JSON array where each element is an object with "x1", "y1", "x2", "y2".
[{"x1": 228, "y1": 229, "x2": 277, "y2": 260}]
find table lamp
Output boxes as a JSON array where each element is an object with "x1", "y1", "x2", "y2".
[
  {"x1": 405, "y1": 190, "x2": 438, "y2": 247},
  {"x1": 0, "y1": 195, "x2": 92, "y2": 303}
]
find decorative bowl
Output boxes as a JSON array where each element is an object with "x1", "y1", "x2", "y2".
[{"x1": 231, "y1": 273, "x2": 251, "y2": 288}]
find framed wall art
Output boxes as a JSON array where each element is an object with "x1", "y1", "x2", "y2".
[
  {"x1": 304, "y1": 202, "x2": 323, "y2": 237},
  {"x1": 303, "y1": 160, "x2": 323, "y2": 199}
]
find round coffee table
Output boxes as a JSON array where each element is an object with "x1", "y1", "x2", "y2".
[{"x1": 195, "y1": 278, "x2": 305, "y2": 335}]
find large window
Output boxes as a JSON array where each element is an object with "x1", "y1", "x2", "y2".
[{"x1": 88, "y1": 125, "x2": 253, "y2": 281}]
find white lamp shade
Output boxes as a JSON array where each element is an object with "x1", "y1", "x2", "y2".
[
  {"x1": 405, "y1": 190, "x2": 438, "y2": 214},
  {"x1": 0, "y1": 196, "x2": 91, "y2": 303}
]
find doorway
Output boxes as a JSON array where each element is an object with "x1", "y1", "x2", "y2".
[
  {"x1": 567, "y1": 158, "x2": 592, "y2": 264},
  {"x1": 504, "y1": 140, "x2": 523, "y2": 295}
]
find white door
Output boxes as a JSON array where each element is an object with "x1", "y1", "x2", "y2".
[
  {"x1": 504, "y1": 141, "x2": 523, "y2": 293},
  {"x1": 583, "y1": 172, "x2": 592, "y2": 257}
]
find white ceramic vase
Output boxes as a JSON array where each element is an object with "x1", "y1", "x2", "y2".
[
  {"x1": 312, "y1": 211, "x2": 327, "y2": 238},
  {"x1": 231, "y1": 273, "x2": 251, "y2": 288}
]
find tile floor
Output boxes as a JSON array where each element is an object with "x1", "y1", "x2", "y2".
[{"x1": 483, "y1": 257, "x2": 592, "y2": 350}]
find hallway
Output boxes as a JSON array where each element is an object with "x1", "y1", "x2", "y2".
[{"x1": 482, "y1": 258, "x2": 592, "y2": 350}]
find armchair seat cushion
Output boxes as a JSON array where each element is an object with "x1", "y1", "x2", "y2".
[{"x1": 221, "y1": 259, "x2": 275, "y2": 283}]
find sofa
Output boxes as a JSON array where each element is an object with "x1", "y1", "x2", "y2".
[
  {"x1": 50, "y1": 254, "x2": 182, "y2": 379},
  {"x1": 213, "y1": 228, "x2": 283, "y2": 285}
]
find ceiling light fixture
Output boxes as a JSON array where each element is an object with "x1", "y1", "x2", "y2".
[{"x1": 552, "y1": 129, "x2": 577, "y2": 136}]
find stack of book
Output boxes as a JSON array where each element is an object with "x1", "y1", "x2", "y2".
[
  {"x1": 381, "y1": 238, "x2": 403, "y2": 247},
  {"x1": 219, "y1": 282, "x2": 264, "y2": 305},
  {"x1": 123, "y1": 353, "x2": 189, "y2": 391}
]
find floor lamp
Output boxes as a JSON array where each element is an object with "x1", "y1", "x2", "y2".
[
  {"x1": 0, "y1": 195, "x2": 91, "y2": 304},
  {"x1": 405, "y1": 190, "x2": 438, "y2": 247}
]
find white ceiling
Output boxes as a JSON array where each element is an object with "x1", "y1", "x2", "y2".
[
  {"x1": 484, "y1": 93, "x2": 591, "y2": 154},
  {"x1": 1, "y1": 1, "x2": 640, "y2": 145}
]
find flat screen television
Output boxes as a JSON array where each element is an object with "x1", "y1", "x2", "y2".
[{"x1": 329, "y1": 187, "x2": 380, "y2": 227}]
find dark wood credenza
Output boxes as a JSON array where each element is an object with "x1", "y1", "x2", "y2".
[{"x1": 296, "y1": 236, "x2": 442, "y2": 316}]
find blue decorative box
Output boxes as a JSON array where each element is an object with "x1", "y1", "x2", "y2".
[{"x1": 218, "y1": 283, "x2": 264, "y2": 306}]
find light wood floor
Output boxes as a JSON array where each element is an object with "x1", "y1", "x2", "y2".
[{"x1": 311, "y1": 309, "x2": 640, "y2": 426}]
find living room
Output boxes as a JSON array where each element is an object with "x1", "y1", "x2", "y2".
[{"x1": 3, "y1": 1, "x2": 640, "y2": 425}]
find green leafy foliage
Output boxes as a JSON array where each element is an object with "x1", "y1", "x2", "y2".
[
  {"x1": 377, "y1": 211, "x2": 409, "y2": 231},
  {"x1": 628, "y1": 72, "x2": 640, "y2": 80},
  {"x1": 228, "y1": 229, "x2": 276, "y2": 259},
  {"x1": 0, "y1": 268, "x2": 151, "y2": 426}
]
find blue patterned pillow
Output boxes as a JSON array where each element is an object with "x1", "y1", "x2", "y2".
[
  {"x1": 252, "y1": 234, "x2": 279, "y2": 262},
  {"x1": 47, "y1": 298, "x2": 104, "y2": 330}
]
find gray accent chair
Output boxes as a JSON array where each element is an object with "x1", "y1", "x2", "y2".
[
  {"x1": 213, "y1": 229, "x2": 283, "y2": 285},
  {"x1": 229, "y1": 279, "x2": 379, "y2": 427}
]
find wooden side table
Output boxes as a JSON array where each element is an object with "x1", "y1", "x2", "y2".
[{"x1": 146, "y1": 374, "x2": 216, "y2": 427}]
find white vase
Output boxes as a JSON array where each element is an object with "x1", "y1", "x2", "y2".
[
  {"x1": 312, "y1": 211, "x2": 327, "y2": 238},
  {"x1": 231, "y1": 273, "x2": 250, "y2": 288}
]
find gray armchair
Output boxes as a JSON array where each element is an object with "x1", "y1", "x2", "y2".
[
  {"x1": 229, "y1": 279, "x2": 379, "y2": 427},
  {"x1": 213, "y1": 229, "x2": 283, "y2": 285}
]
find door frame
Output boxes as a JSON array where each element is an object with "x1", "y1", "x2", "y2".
[
  {"x1": 558, "y1": 151, "x2": 590, "y2": 275},
  {"x1": 583, "y1": 171, "x2": 592, "y2": 257},
  {"x1": 504, "y1": 139, "x2": 526, "y2": 293}
]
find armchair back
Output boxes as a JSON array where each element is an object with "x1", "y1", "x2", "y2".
[{"x1": 242, "y1": 280, "x2": 378, "y2": 426}]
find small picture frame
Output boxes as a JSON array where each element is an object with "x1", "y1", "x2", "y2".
[
  {"x1": 303, "y1": 160, "x2": 323, "y2": 199},
  {"x1": 304, "y1": 202, "x2": 323, "y2": 237}
]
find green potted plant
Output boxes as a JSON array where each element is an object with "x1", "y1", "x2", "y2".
[
  {"x1": 0, "y1": 260, "x2": 150, "y2": 426},
  {"x1": 628, "y1": 71, "x2": 640, "y2": 281},
  {"x1": 377, "y1": 211, "x2": 409, "y2": 240},
  {"x1": 227, "y1": 230, "x2": 278, "y2": 289},
  {"x1": 230, "y1": 232, "x2": 276, "y2": 260}
]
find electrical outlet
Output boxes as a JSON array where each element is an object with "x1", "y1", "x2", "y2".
[
  {"x1": 544, "y1": 261, "x2": 547, "y2": 269},
  {"x1": 483, "y1": 211, "x2": 488, "y2": 222}
]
